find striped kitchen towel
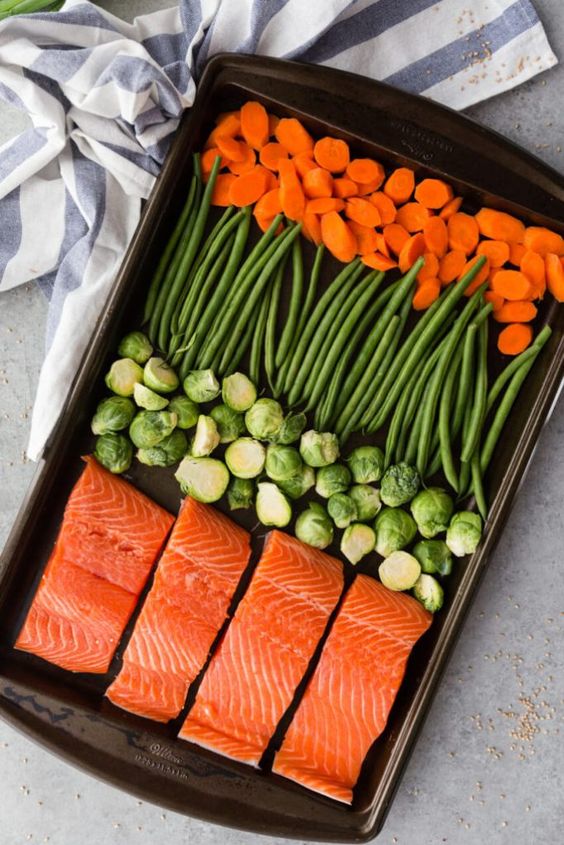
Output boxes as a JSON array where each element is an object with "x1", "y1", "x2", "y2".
[{"x1": 0, "y1": 0, "x2": 556, "y2": 459}]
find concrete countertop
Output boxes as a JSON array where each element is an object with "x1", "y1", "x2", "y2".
[{"x1": 0, "y1": 2, "x2": 562, "y2": 843}]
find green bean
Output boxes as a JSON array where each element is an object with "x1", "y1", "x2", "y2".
[
  {"x1": 461, "y1": 315, "x2": 490, "y2": 463},
  {"x1": 471, "y1": 451, "x2": 487, "y2": 520},
  {"x1": 485, "y1": 324, "x2": 552, "y2": 415},
  {"x1": 385, "y1": 353, "x2": 429, "y2": 468},
  {"x1": 438, "y1": 340, "x2": 464, "y2": 492},
  {"x1": 275, "y1": 236, "x2": 303, "y2": 368},
  {"x1": 178, "y1": 207, "x2": 251, "y2": 379},
  {"x1": 143, "y1": 168, "x2": 198, "y2": 325},
  {"x1": 157, "y1": 155, "x2": 220, "y2": 351},
  {"x1": 265, "y1": 255, "x2": 287, "y2": 392},
  {"x1": 282, "y1": 258, "x2": 362, "y2": 396},
  {"x1": 218, "y1": 225, "x2": 302, "y2": 375},
  {"x1": 249, "y1": 287, "x2": 271, "y2": 385},
  {"x1": 222, "y1": 301, "x2": 261, "y2": 378},
  {"x1": 361, "y1": 257, "x2": 487, "y2": 432},
  {"x1": 458, "y1": 403, "x2": 473, "y2": 497}
]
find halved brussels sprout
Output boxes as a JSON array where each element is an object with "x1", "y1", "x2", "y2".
[
  {"x1": 299, "y1": 430, "x2": 339, "y2": 468},
  {"x1": 315, "y1": 464, "x2": 351, "y2": 498},
  {"x1": 412, "y1": 539, "x2": 453, "y2": 577},
  {"x1": 349, "y1": 484, "x2": 381, "y2": 522},
  {"x1": 265, "y1": 444, "x2": 302, "y2": 482},
  {"x1": 94, "y1": 433, "x2": 132, "y2": 474},
  {"x1": 129, "y1": 410, "x2": 177, "y2": 449},
  {"x1": 413, "y1": 573, "x2": 444, "y2": 612},
  {"x1": 446, "y1": 511, "x2": 482, "y2": 557},
  {"x1": 273, "y1": 412, "x2": 307, "y2": 445},
  {"x1": 379, "y1": 551, "x2": 421, "y2": 592},
  {"x1": 168, "y1": 395, "x2": 199, "y2": 430},
  {"x1": 410, "y1": 488, "x2": 454, "y2": 539},
  {"x1": 191, "y1": 415, "x2": 220, "y2": 457},
  {"x1": 222, "y1": 372, "x2": 257, "y2": 412},
  {"x1": 346, "y1": 446, "x2": 384, "y2": 484},
  {"x1": 225, "y1": 437, "x2": 266, "y2": 479},
  {"x1": 143, "y1": 357, "x2": 179, "y2": 394},
  {"x1": 91, "y1": 396, "x2": 136, "y2": 435},
  {"x1": 117, "y1": 331, "x2": 153, "y2": 365},
  {"x1": 245, "y1": 398, "x2": 284, "y2": 440},
  {"x1": 380, "y1": 462, "x2": 420, "y2": 507},
  {"x1": 327, "y1": 492, "x2": 358, "y2": 529},
  {"x1": 210, "y1": 404, "x2": 246, "y2": 443},
  {"x1": 133, "y1": 383, "x2": 169, "y2": 411},
  {"x1": 295, "y1": 502, "x2": 333, "y2": 549},
  {"x1": 374, "y1": 507, "x2": 417, "y2": 558},
  {"x1": 341, "y1": 523, "x2": 376, "y2": 565},
  {"x1": 277, "y1": 465, "x2": 316, "y2": 500},
  {"x1": 183, "y1": 369, "x2": 220, "y2": 403},
  {"x1": 137, "y1": 429, "x2": 188, "y2": 467},
  {"x1": 105, "y1": 359, "x2": 144, "y2": 397},
  {"x1": 227, "y1": 477, "x2": 255, "y2": 511},
  {"x1": 175, "y1": 456, "x2": 229, "y2": 503},
  {"x1": 256, "y1": 482, "x2": 292, "y2": 527}
]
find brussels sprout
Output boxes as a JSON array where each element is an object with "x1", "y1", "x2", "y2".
[
  {"x1": 299, "y1": 430, "x2": 339, "y2": 468},
  {"x1": 315, "y1": 464, "x2": 351, "y2": 498},
  {"x1": 346, "y1": 445, "x2": 384, "y2": 484},
  {"x1": 341, "y1": 523, "x2": 376, "y2": 565},
  {"x1": 413, "y1": 573, "x2": 444, "y2": 612},
  {"x1": 380, "y1": 462, "x2": 420, "y2": 507},
  {"x1": 410, "y1": 487, "x2": 454, "y2": 539},
  {"x1": 227, "y1": 477, "x2": 255, "y2": 511},
  {"x1": 277, "y1": 465, "x2": 316, "y2": 500},
  {"x1": 129, "y1": 410, "x2": 177, "y2": 449},
  {"x1": 91, "y1": 396, "x2": 135, "y2": 435},
  {"x1": 117, "y1": 331, "x2": 153, "y2": 365},
  {"x1": 222, "y1": 372, "x2": 257, "y2": 412},
  {"x1": 144, "y1": 357, "x2": 179, "y2": 394},
  {"x1": 94, "y1": 433, "x2": 132, "y2": 474},
  {"x1": 446, "y1": 511, "x2": 482, "y2": 557},
  {"x1": 245, "y1": 398, "x2": 284, "y2": 440},
  {"x1": 273, "y1": 412, "x2": 307, "y2": 445},
  {"x1": 168, "y1": 396, "x2": 199, "y2": 430},
  {"x1": 105, "y1": 358, "x2": 144, "y2": 397},
  {"x1": 265, "y1": 444, "x2": 302, "y2": 482},
  {"x1": 183, "y1": 369, "x2": 220, "y2": 403},
  {"x1": 327, "y1": 492, "x2": 358, "y2": 529},
  {"x1": 379, "y1": 551, "x2": 421, "y2": 592},
  {"x1": 191, "y1": 415, "x2": 220, "y2": 457},
  {"x1": 209, "y1": 403, "x2": 245, "y2": 443},
  {"x1": 175, "y1": 456, "x2": 229, "y2": 503},
  {"x1": 374, "y1": 507, "x2": 417, "y2": 558},
  {"x1": 225, "y1": 437, "x2": 266, "y2": 479},
  {"x1": 412, "y1": 539, "x2": 453, "y2": 577},
  {"x1": 133, "y1": 383, "x2": 169, "y2": 411},
  {"x1": 295, "y1": 502, "x2": 333, "y2": 549},
  {"x1": 256, "y1": 482, "x2": 292, "y2": 527},
  {"x1": 137, "y1": 429, "x2": 188, "y2": 467},
  {"x1": 349, "y1": 484, "x2": 381, "y2": 522}
]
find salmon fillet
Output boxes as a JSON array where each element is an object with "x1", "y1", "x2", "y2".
[
  {"x1": 272, "y1": 574, "x2": 432, "y2": 804},
  {"x1": 179, "y1": 530, "x2": 344, "y2": 765},
  {"x1": 15, "y1": 457, "x2": 173, "y2": 674},
  {"x1": 106, "y1": 497, "x2": 251, "y2": 723}
]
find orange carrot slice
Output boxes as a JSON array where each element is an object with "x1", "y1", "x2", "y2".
[
  {"x1": 497, "y1": 323, "x2": 533, "y2": 355},
  {"x1": 240, "y1": 101, "x2": 269, "y2": 150},
  {"x1": 259, "y1": 142, "x2": 289, "y2": 171},
  {"x1": 302, "y1": 211, "x2": 322, "y2": 245},
  {"x1": 438, "y1": 250, "x2": 466, "y2": 284},
  {"x1": 520, "y1": 250, "x2": 546, "y2": 298},
  {"x1": 546, "y1": 252, "x2": 564, "y2": 301},
  {"x1": 303, "y1": 167, "x2": 334, "y2": 199},
  {"x1": 355, "y1": 177, "x2": 387, "y2": 197},
  {"x1": 383, "y1": 222, "x2": 410, "y2": 256},
  {"x1": 361, "y1": 252, "x2": 398, "y2": 271},
  {"x1": 345, "y1": 197, "x2": 381, "y2": 228},
  {"x1": 439, "y1": 196, "x2": 462, "y2": 221},
  {"x1": 508, "y1": 242, "x2": 526, "y2": 266},
  {"x1": 228, "y1": 166, "x2": 269, "y2": 208},
  {"x1": 292, "y1": 152, "x2": 317, "y2": 178},
  {"x1": 490, "y1": 269, "x2": 534, "y2": 301},
  {"x1": 476, "y1": 239, "x2": 510, "y2": 267},
  {"x1": 227, "y1": 145, "x2": 256, "y2": 175},
  {"x1": 376, "y1": 232, "x2": 391, "y2": 258},
  {"x1": 413, "y1": 278, "x2": 441, "y2": 310},
  {"x1": 414, "y1": 178, "x2": 453, "y2": 209},
  {"x1": 321, "y1": 211, "x2": 357, "y2": 262},
  {"x1": 395, "y1": 202, "x2": 431, "y2": 233},
  {"x1": 306, "y1": 197, "x2": 345, "y2": 214},
  {"x1": 475, "y1": 208, "x2": 525, "y2": 244},
  {"x1": 493, "y1": 301, "x2": 537, "y2": 323},
  {"x1": 523, "y1": 226, "x2": 564, "y2": 257},
  {"x1": 398, "y1": 233, "x2": 426, "y2": 273},
  {"x1": 423, "y1": 216, "x2": 448, "y2": 258},
  {"x1": 215, "y1": 136, "x2": 247, "y2": 162},
  {"x1": 448, "y1": 212, "x2": 479, "y2": 254},
  {"x1": 278, "y1": 159, "x2": 305, "y2": 221},
  {"x1": 333, "y1": 178, "x2": 358, "y2": 199},
  {"x1": 211, "y1": 173, "x2": 237, "y2": 206},
  {"x1": 369, "y1": 192, "x2": 396, "y2": 225},
  {"x1": 205, "y1": 113, "x2": 241, "y2": 149},
  {"x1": 348, "y1": 221, "x2": 379, "y2": 256},
  {"x1": 254, "y1": 188, "x2": 282, "y2": 219},
  {"x1": 275, "y1": 118, "x2": 314, "y2": 155},
  {"x1": 346, "y1": 158, "x2": 384, "y2": 186},
  {"x1": 484, "y1": 291, "x2": 505, "y2": 312},
  {"x1": 418, "y1": 253, "x2": 440, "y2": 282},
  {"x1": 313, "y1": 137, "x2": 350, "y2": 173},
  {"x1": 201, "y1": 148, "x2": 226, "y2": 178},
  {"x1": 383, "y1": 167, "x2": 415, "y2": 204}
]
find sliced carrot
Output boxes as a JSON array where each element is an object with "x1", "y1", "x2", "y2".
[
  {"x1": 254, "y1": 212, "x2": 276, "y2": 233},
  {"x1": 396, "y1": 202, "x2": 431, "y2": 233},
  {"x1": 306, "y1": 197, "x2": 345, "y2": 214},
  {"x1": 205, "y1": 113, "x2": 241, "y2": 149},
  {"x1": 227, "y1": 145, "x2": 256, "y2": 175},
  {"x1": 484, "y1": 291, "x2": 505, "y2": 312},
  {"x1": 303, "y1": 167, "x2": 334, "y2": 199},
  {"x1": 369, "y1": 192, "x2": 396, "y2": 225},
  {"x1": 448, "y1": 212, "x2": 479, "y2": 254},
  {"x1": 413, "y1": 278, "x2": 441, "y2": 311},
  {"x1": 361, "y1": 252, "x2": 398, "y2": 271},
  {"x1": 355, "y1": 177, "x2": 387, "y2": 197},
  {"x1": 321, "y1": 211, "x2": 357, "y2": 263},
  {"x1": 211, "y1": 173, "x2": 237, "y2": 206},
  {"x1": 264, "y1": 170, "x2": 278, "y2": 192},
  {"x1": 460, "y1": 255, "x2": 490, "y2": 296},
  {"x1": 201, "y1": 148, "x2": 226, "y2": 178},
  {"x1": 268, "y1": 113, "x2": 279, "y2": 137},
  {"x1": 383, "y1": 222, "x2": 410, "y2": 256},
  {"x1": 546, "y1": 252, "x2": 564, "y2": 301},
  {"x1": 423, "y1": 216, "x2": 448, "y2": 258},
  {"x1": 523, "y1": 226, "x2": 564, "y2": 257},
  {"x1": 228, "y1": 166, "x2": 269, "y2": 208},
  {"x1": 333, "y1": 178, "x2": 358, "y2": 199},
  {"x1": 348, "y1": 221, "x2": 379, "y2": 256},
  {"x1": 240, "y1": 101, "x2": 269, "y2": 150},
  {"x1": 384, "y1": 167, "x2": 415, "y2": 205},
  {"x1": 438, "y1": 250, "x2": 466, "y2": 284},
  {"x1": 302, "y1": 211, "x2": 322, "y2": 245},
  {"x1": 376, "y1": 233, "x2": 391, "y2": 258},
  {"x1": 414, "y1": 178, "x2": 453, "y2": 210},
  {"x1": 509, "y1": 241, "x2": 526, "y2": 266},
  {"x1": 493, "y1": 301, "x2": 537, "y2": 323},
  {"x1": 215, "y1": 135, "x2": 247, "y2": 162},
  {"x1": 490, "y1": 269, "x2": 534, "y2": 301},
  {"x1": 345, "y1": 197, "x2": 381, "y2": 228},
  {"x1": 254, "y1": 188, "x2": 282, "y2": 219},
  {"x1": 497, "y1": 323, "x2": 533, "y2": 355},
  {"x1": 439, "y1": 196, "x2": 462, "y2": 221},
  {"x1": 418, "y1": 253, "x2": 440, "y2": 282},
  {"x1": 275, "y1": 118, "x2": 314, "y2": 155},
  {"x1": 292, "y1": 153, "x2": 317, "y2": 178},
  {"x1": 520, "y1": 250, "x2": 546, "y2": 299},
  {"x1": 399, "y1": 233, "x2": 426, "y2": 274},
  {"x1": 476, "y1": 239, "x2": 510, "y2": 267},
  {"x1": 278, "y1": 159, "x2": 306, "y2": 221},
  {"x1": 259, "y1": 142, "x2": 289, "y2": 171},
  {"x1": 313, "y1": 137, "x2": 350, "y2": 173},
  {"x1": 346, "y1": 158, "x2": 384, "y2": 186},
  {"x1": 475, "y1": 208, "x2": 525, "y2": 244}
]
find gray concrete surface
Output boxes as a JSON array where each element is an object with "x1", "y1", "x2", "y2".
[{"x1": 1, "y1": 1, "x2": 563, "y2": 843}]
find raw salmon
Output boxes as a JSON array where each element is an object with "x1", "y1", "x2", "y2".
[
  {"x1": 179, "y1": 530, "x2": 344, "y2": 765},
  {"x1": 15, "y1": 457, "x2": 173, "y2": 673},
  {"x1": 272, "y1": 574, "x2": 432, "y2": 804},
  {"x1": 106, "y1": 497, "x2": 251, "y2": 723}
]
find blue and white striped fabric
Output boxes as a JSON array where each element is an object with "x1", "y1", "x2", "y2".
[{"x1": 0, "y1": 0, "x2": 556, "y2": 459}]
